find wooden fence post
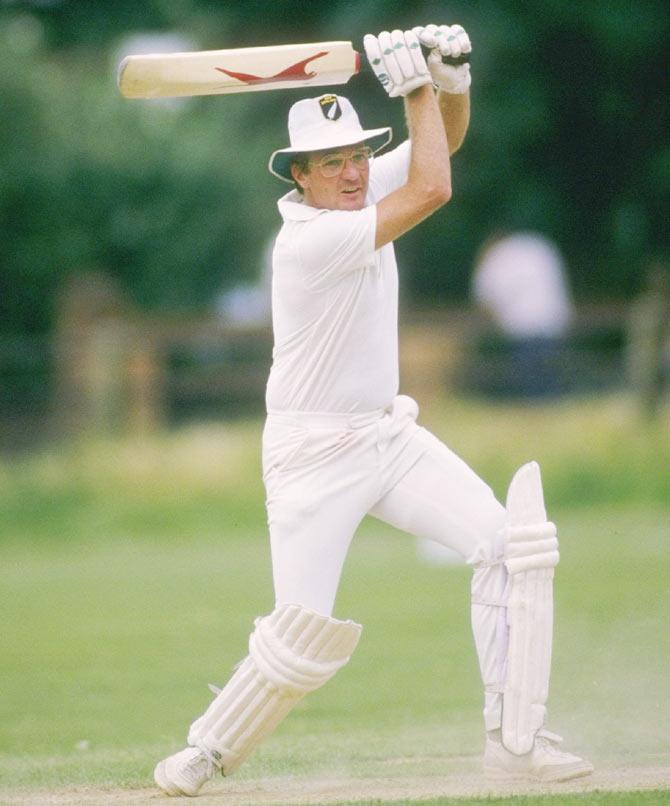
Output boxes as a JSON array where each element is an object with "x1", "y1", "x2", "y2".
[
  {"x1": 54, "y1": 272, "x2": 131, "y2": 436},
  {"x1": 125, "y1": 331, "x2": 166, "y2": 434},
  {"x1": 626, "y1": 263, "x2": 670, "y2": 418}
]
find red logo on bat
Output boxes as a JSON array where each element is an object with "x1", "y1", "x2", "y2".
[{"x1": 215, "y1": 51, "x2": 329, "y2": 84}]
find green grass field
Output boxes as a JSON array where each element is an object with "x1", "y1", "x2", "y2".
[{"x1": 1, "y1": 395, "x2": 669, "y2": 804}]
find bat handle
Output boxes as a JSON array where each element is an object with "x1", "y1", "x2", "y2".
[{"x1": 420, "y1": 44, "x2": 470, "y2": 67}]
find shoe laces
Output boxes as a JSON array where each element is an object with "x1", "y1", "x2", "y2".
[
  {"x1": 535, "y1": 729, "x2": 564, "y2": 756},
  {"x1": 184, "y1": 746, "x2": 219, "y2": 784}
]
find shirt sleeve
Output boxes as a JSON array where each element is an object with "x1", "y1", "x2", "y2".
[{"x1": 296, "y1": 205, "x2": 377, "y2": 290}]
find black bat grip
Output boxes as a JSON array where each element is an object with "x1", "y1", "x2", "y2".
[{"x1": 420, "y1": 43, "x2": 470, "y2": 66}]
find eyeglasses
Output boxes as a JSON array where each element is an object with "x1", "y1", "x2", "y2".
[{"x1": 312, "y1": 146, "x2": 373, "y2": 178}]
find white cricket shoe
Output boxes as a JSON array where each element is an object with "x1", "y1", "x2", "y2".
[
  {"x1": 484, "y1": 729, "x2": 594, "y2": 783},
  {"x1": 154, "y1": 746, "x2": 220, "y2": 797}
]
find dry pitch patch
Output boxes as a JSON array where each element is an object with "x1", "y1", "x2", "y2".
[{"x1": 4, "y1": 762, "x2": 670, "y2": 805}]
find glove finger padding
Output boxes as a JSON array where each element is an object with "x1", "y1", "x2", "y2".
[
  {"x1": 363, "y1": 33, "x2": 392, "y2": 93},
  {"x1": 416, "y1": 22, "x2": 472, "y2": 94},
  {"x1": 365, "y1": 29, "x2": 431, "y2": 97},
  {"x1": 453, "y1": 26, "x2": 472, "y2": 57},
  {"x1": 415, "y1": 23, "x2": 440, "y2": 49},
  {"x1": 435, "y1": 24, "x2": 471, "y2": 59},
  {"x1": 396, "y1": 28, "x2": 427, "y2": 77},
  {"x1": 379, "y1": 30, "x2": 404, "y2": 86}
]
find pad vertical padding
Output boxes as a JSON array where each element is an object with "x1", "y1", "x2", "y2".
[
  {"x1": 502, "y1": 462, "x2": 558, "y2": 755},
  {"x1": 188, "y1": 604, "x2": 362, "y2": 774},
  {"x1": 506, "y1": 461, "x2": 547, "y2": 523}
]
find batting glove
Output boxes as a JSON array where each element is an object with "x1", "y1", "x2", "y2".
[
  {"x1": 413, "y1": 24, "x2": 472, "y2": 94},
  {"x1": 363, "y1": 29, "x2": 432, "y2": 98}
]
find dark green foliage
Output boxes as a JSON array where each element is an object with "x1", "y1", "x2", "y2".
[{"x1": 1, "y1": 1, "x2": 668, "y2": 335}]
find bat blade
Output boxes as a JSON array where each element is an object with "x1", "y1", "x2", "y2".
[{"x1": 118, "y1": 41, "x2": 360, "y2": 99}]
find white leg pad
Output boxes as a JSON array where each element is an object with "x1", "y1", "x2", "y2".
[
  {"x1": 187, "y1": 604, "x2": 362, "y2": 774},
  {"x1": 502, "y1": 462, "x2": 559, "y2": 755}
]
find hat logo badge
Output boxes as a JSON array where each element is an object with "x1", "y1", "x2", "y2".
[{"x1": 319, "y1": 95, "x2": 342, "y2": 121}]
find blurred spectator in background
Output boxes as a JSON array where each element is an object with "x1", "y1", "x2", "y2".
[
  {"x1": 471, "y1": 230, "x2": 574, "y2": 399},
  {"x1": 215, "y1": 238, "x2": 274, "y2": 327}
]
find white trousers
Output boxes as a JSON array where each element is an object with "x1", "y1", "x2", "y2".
[{"x1": 262, "y1": 395, "x2": 508, "y2": 730}]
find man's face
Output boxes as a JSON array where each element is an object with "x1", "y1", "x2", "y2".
[{"x1": 291, "y1": 143, "x2": 371, "y2": 211}]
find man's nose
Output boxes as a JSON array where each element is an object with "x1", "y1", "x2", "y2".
[{"x1": 341, "y1": 158, "x2": 360, "y2": 179}]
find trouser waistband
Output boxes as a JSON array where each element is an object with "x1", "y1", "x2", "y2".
[
  {"x1": 267, "y1": 395, "x2": 420, "y2": 431},
  {"x1": 266, "y1": 407, "x2": 387, "y2": 430}
]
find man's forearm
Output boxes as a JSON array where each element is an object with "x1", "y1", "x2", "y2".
[
  {"x1": 405, "y1": 85, "x2": 451, "y2": 198},
  {"x1": 374, "y1": 85, "x2": 451, "y2": 249},
  {"x1": 438, "y1": 90, "x2": 470, "y2": 155}
]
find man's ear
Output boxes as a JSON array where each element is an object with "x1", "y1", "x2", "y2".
[{"x1": 290, "y1": 162, "x2": 309, "y2": 191}]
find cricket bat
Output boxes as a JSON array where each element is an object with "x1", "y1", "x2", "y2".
[{"x1": 118, "y1": 40, "x2": 470, "y2": 100}]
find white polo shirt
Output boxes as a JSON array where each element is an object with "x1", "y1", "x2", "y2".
[{"x1": 266, "y1": 141, "x2": 411, "y2": 414}]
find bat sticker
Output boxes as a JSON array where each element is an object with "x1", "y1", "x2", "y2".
[{"x1": 215, "y1": 50, "x2": 329, "y2": 85}]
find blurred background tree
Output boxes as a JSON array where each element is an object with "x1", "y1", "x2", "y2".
[{"x1": 0, "y1": 0, "x2": 668, "y2": 337}]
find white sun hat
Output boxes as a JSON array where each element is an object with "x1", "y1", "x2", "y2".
[{"x1": 268, "y1": 93, "x2": 392, "y2": 183}]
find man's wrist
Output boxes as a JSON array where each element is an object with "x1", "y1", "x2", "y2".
[{"x1": 405, "y1": 83, "x2": 436, "y2": 101}]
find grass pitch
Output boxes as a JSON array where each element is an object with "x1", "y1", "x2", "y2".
[{"x1": 0, "y1": 395, "x2": 669, "y2": 803}]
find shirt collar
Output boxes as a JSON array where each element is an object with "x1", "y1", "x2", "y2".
[{"x1": 277, "y1": 189, "x2": 329, "y2": 222}]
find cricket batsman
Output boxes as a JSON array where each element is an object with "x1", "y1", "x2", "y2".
[{"x1": 154, "y1": 24, "x2": 594, "y2": 796}]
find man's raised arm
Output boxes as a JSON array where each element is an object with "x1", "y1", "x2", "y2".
[
  {"x1": 364, "y1": 26, "x2": 474, "y2": 250},
  {"x1": 374, "y1": 82, "x2": 451, "y2": 250}
]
